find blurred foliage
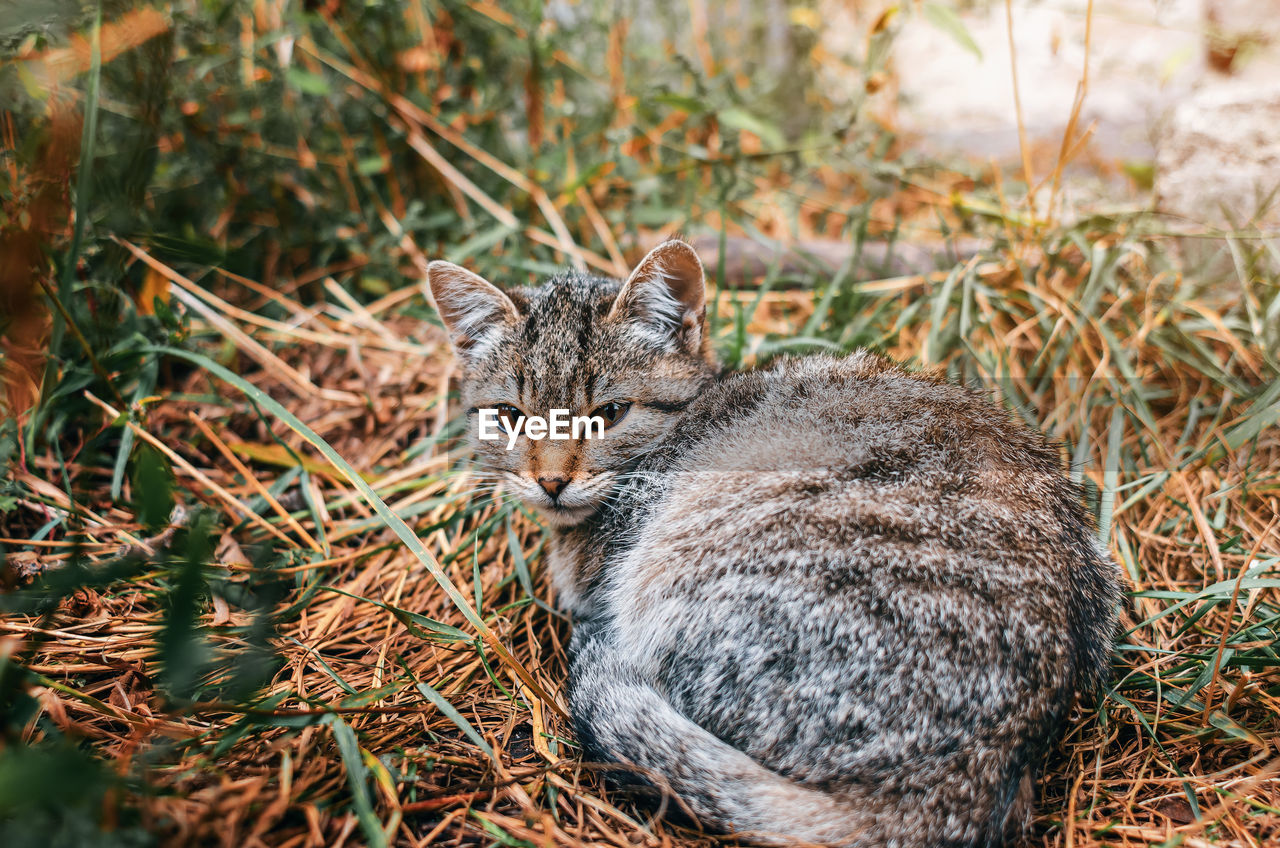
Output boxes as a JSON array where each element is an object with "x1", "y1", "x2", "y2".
[
  {"x1": 3, "y1": 0, "x2": 896, "y2": 290},
  {"x1": 0, "y1": 741, "x2": 151, "y2": 848}
]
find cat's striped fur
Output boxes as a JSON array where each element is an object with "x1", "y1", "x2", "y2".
[{"x1": 428, "y1": 240, "x2": 1121, "y2": 847}]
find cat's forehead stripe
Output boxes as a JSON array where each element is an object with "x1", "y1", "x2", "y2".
[{"x1": 506, "y1": 272, "x2": 619, "y2": 408}]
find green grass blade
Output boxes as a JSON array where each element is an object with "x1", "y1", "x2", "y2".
[
  {"x1": 402, "y1": 660, "x2": 499, "y2": 765},
  {"x1": 319, "y1": 587, "x2": 469, "y2": 642},
  {"x1": 326, "y1": 715, "x2": 389, "y2": 848},
  {"x1": 1097, "y1": 405, "x2": 1124, "y2": 543},
  {"x1": 61, "y1": 1, "x2": 103, "y2": 295},
  {"x1": 142, "y1": 346, "x2": 503, "y2": 645}
]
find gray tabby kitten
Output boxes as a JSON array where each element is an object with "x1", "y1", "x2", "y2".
[{"x1": 428, "y1": 240, "x2": 1121, "y2": 847}]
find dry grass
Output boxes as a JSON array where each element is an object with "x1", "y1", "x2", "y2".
[
  {"x1": 4, "y1": 228, "x2": 1279, "y2": 846},
  {"x1": 3, "y1": 2, "x2": 1279, "y2": 847}
]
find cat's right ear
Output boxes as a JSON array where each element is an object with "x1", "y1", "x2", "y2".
[{"x1": 427, "y1": 261, "x2": 520, "y2": 359}]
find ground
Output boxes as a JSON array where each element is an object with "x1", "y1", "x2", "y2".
[{"x1": 2, "y1": 2, "x2": 1278, "y2": 847}]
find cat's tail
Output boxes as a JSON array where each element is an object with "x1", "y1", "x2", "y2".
[{"x1": 568, "y1": 632, "x2": 881, "y2": 847}]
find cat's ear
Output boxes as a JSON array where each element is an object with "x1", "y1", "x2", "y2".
[
  {"x1": 608, "y1": 239, "x2": 708, "y2": 357},
  {"x1": 427, "y1": 261, "x2": 520, "y2": 359}
]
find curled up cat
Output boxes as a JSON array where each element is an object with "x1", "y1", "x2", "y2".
[{"x1": 428, "y1": 239, "x2": 1122, "y2": 847}]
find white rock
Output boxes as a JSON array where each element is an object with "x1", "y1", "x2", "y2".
[{"x1": 1156, "y1": 82, "x2": 1280, "y2": 231}]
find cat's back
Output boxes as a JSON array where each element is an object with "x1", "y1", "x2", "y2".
[
  {"x1": 667, "y1": 349, "x2": 1065, "y2": 500},
  {"x1": 617, "y1": 349, "x2": 1086, "y2": 568},
  {"x1": 597, "y1": 350, "x2": 1118, "y2": 800}
]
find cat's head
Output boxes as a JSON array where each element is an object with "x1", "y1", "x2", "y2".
[{"x1": 428, "y1": 239, "x2": 717, "y2": 527}]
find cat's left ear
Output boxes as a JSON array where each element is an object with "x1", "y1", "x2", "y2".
[{"x1": 608, "y1": 239, "x2": 709, "y2": 358}]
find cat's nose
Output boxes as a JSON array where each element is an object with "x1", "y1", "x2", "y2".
[{"x1": 537, "y1": 476, "x2": 569, "y2": 499}]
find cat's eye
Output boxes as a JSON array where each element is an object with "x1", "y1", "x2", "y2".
[
  {"x1": 592, "y1": 401, "x2": 631, "y2": 429},
  {"x1": 495, "y1": 404, "x2": 524, "y2": 432}
]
